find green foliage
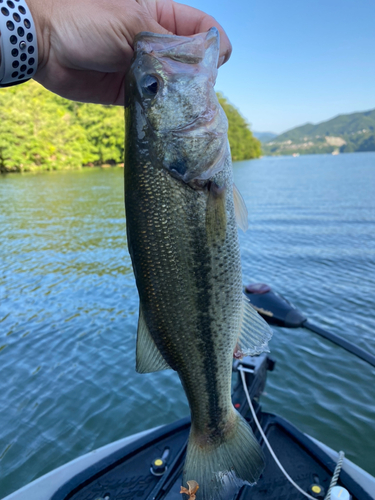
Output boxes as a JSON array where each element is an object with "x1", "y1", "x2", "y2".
[
  {"x1": 0, "y1": 81, "x2": 124, "y2": 173},
  {"x1": 217, "y1": 93, "x2": 261, "y2": 161},
  {"x1": 0, "y1": 82, "x2": 260, "y2": 173},
  {"x1": 351, "y1": 133, "x2": 375, "y2": 152},
  {"x1": 75, "y1": 103, "x2": 125, "y2": 165}
]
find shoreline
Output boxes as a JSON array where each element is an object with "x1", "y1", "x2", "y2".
[{"x1": 0, "y1": 163, "x2": 125, "y2": 175}]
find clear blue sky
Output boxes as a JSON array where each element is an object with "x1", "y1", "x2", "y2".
[{"x1": 183, "y1": 0, "x2": 375, "y2": 134}]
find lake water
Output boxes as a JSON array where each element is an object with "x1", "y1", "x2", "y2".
[{"x1": 1, "y1": 153, "x2": 375, "y2": 497}]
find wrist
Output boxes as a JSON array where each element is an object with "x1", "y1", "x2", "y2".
[
  {"x1": 0, "y1": 0, "x2": 51, "y2": 86},
  {"x1": 0, "y1": 0, "x2": 39, "y2": 86}
]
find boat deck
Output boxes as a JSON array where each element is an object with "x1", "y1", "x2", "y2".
[{"x1": 49, "y1": 410, "x2": 371, "y2": 500}]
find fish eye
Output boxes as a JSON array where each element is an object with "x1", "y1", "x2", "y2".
[{"x1": 141, "y1": 75, "x2": 159, "y2": 96}]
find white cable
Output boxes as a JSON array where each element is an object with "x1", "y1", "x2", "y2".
[
  {"x1": 239, "y1": 365, "x2": 317, "y2": 500},
  {"x1": 325, "y1": 451, "x2": 345, "y2": 500}
]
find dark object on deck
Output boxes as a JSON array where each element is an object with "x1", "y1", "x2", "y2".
[
  {"x1": 47, "y1": 355, "x2": 373, "y2": 500},
  {"x1": 245, "y1": 283, "x2": 375, "y2": 368}
]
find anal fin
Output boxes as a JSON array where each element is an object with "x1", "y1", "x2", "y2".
[
  {"x1": 234, "y1": 295, "x2": 273, "y2": 358},
  {"x1": 136, "y1": 305, "x2": 172, "y2": 373}
]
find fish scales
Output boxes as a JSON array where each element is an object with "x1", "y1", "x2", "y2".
[
  {"x1": 125, "y1": 28, "x2": 272, "y2": 500},
  {"x1": 126, "y1": 151, "x2": 241, "y2": 433}
]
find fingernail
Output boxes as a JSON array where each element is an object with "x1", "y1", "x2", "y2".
[{"x1": 219, "y1": 55, "x2": 225, "y2": 67}]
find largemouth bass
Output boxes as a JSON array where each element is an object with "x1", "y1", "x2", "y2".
[{"x1": 124, "y1": 28, "x2": 272, "y2": 500}]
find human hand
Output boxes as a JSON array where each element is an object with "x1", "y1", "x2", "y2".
[{"x1": 28, "y1": 0, "x2": 232, "y2": 105}]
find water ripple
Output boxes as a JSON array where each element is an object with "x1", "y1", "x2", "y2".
[{"x1": 1, "y1": 156, "x2": 375, "y2": 496}]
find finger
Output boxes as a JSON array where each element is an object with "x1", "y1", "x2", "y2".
[
  {"x1": 35, "y1": 64, "x2": 126, "y2": 105},
  {"x1": 122, "y1": 3, "x2": 172, "y2": 45},
  {"x1": 157, "y1": 1, "x2": 232, "y2": 66}
]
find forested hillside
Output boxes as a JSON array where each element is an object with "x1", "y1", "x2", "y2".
[
  {"x1": 263, "y1": 109, "x2": 375, "y2": 156},
  {"x1": 217, "y1": 93, "x2": 261, "y2": 161},
  {"x1": 0, "y1": 82, "x2": 260, "y2": 173}
]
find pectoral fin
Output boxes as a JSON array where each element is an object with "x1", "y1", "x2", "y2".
[
  {"x1": 234, "y1": 296, "x2": 273, "y2": 358},
  {"x1": 233, "y1": 184, "x2": 249, "y2": 232},
  {"x1": 136, "y1": 306, "x2": 172, "y2": 373},
  {"x1": 206, "y1": 181, "x2": 227, "y2": 245}
]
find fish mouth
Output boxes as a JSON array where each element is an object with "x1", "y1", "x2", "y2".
[
  {"x1": 137, "y1": 96, "x2": 224, "y2": 139},
  {"x1": 133, "y1": 28, "x2": 219, "y2": 67}
]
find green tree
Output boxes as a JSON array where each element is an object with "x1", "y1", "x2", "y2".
[
  {"x1": 217, "y1": 93, "x2": 262, "y2": 161},
  {"x1": 0, "y1": 82, "x2": 124, "y2": 172},
  {"x1": 357, "y1": 134, "x2": 375, "y2": 152},
  {"x1": 0, "y1": 82, "x2": 260, "y2": 173}
]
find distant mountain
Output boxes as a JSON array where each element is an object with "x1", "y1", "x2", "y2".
[
  {"x1": 253, "y1": 131, "x2": 277, "y2": 143},
  {"x1": 263, "y1": 109, "x2": 375, "y2": 156}
]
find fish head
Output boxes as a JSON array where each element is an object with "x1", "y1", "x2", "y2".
[{"x1": 125, "y1": 28, "x2": 228, "y2": 184}]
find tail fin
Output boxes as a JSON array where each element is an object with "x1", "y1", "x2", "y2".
[{"x1": 183, "y1": 410, "x2": 264, "y2": 500}]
